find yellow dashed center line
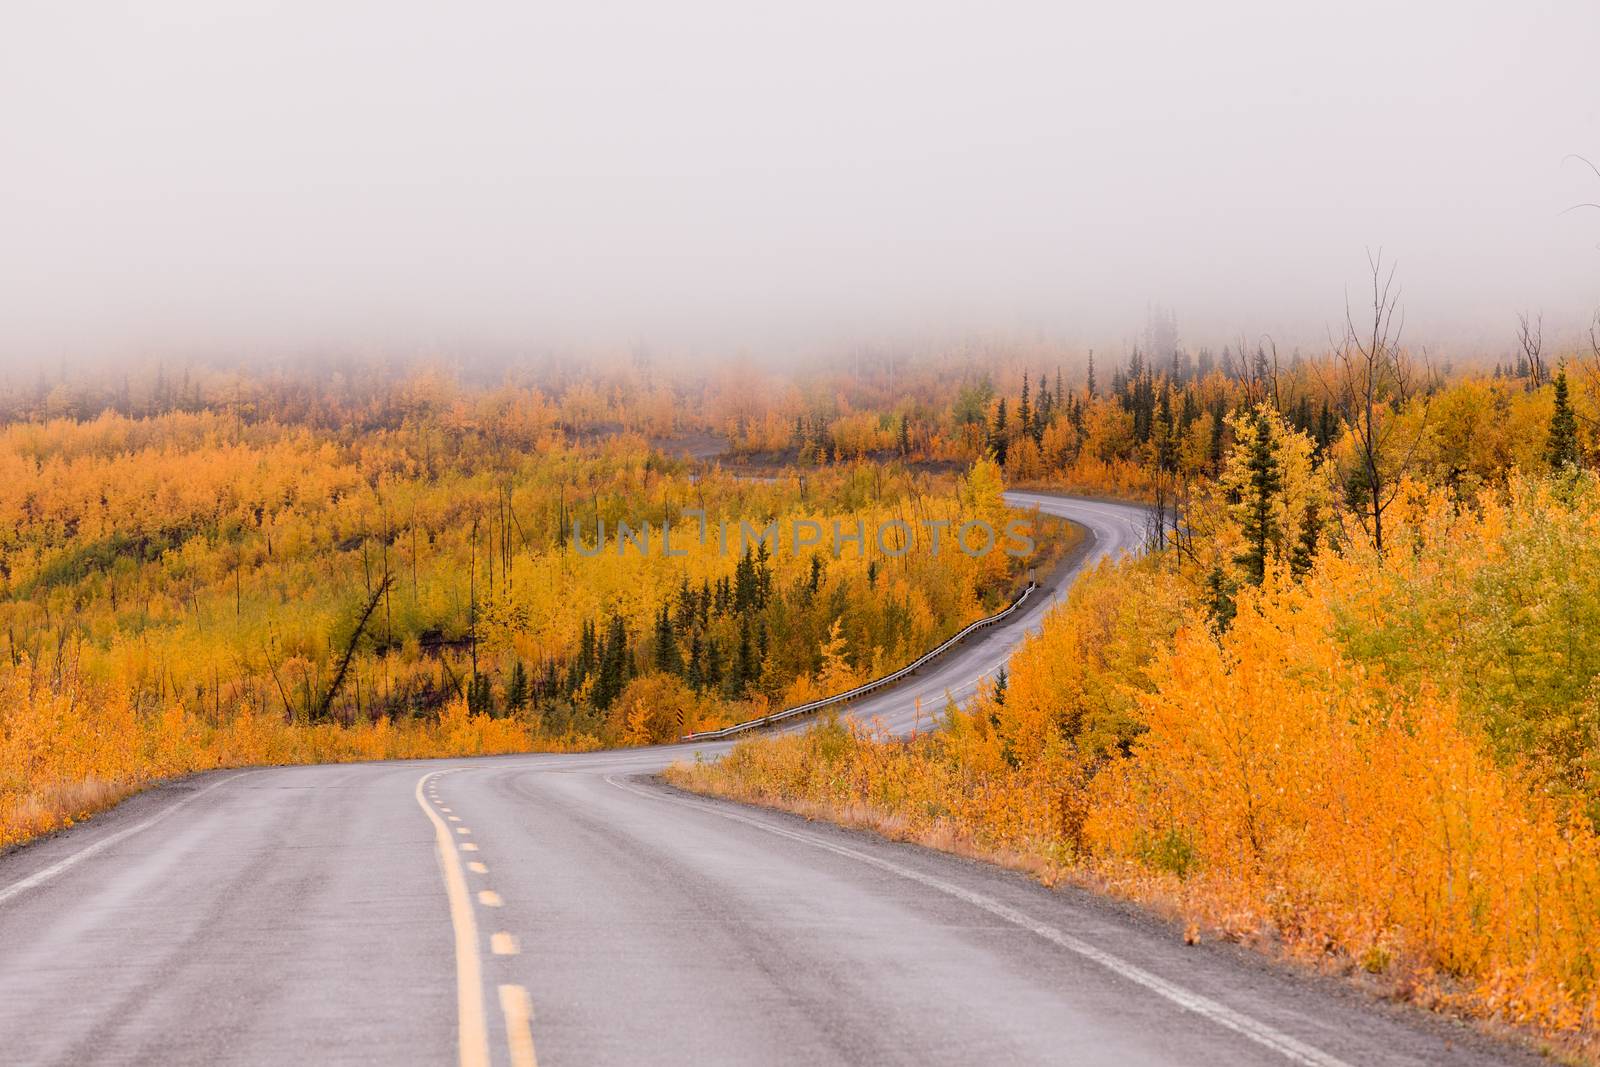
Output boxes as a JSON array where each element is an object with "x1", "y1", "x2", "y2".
[
  {"x1": 414, "y1": 771, "x2": 489, "y2": 1067},
  {"x1": 498, "y1": 984, "x2": 539, "y2": 1067},
  {"x1": 419, "y1": 778, "x2": 535, "y2": 1067}
]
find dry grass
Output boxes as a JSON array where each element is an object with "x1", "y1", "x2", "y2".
[
  {"x1": 0, "y1": 661, "x2": 579, "y2": 852},
  {"x1": 665, "y1": 485, "x2": 1600, "y2": 1067},
  {"x1": 2, "y1": 777, "x2": 138, "y2": 850},
  {"x1": 667, "y1": 751, "x2": 1590, "y2": 1066}
]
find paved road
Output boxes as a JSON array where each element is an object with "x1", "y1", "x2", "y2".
[{"x1": 0, "y1": 495, "x2": 1530, "y2": 1065}]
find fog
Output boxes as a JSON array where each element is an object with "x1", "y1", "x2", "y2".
[{"x1": 3, "y1": 1, "x2": 1598, "y2": 365}]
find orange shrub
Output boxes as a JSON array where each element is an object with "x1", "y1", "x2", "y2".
[
  {"x1": 1090, "y1": 576, "x2": 1600, "y2": 1033},
  {"x1": 0, "y1": 658, "x2": 569, "y2": 851},
  {"x1": 674, "y1": 475, "x2": 1600, "y2": 1055}
]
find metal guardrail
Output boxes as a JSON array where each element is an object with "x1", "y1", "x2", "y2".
[{"x1": 680, "y1": 580, "x2": 1038, "y2": 742}]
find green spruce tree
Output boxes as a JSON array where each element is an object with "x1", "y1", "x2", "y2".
[
  {"x1": 504, "y1": 659, "x2": 528, "y2": 711},
  {"x1": 1234, "y1": 409, "x2": 1284, "y2": 585},
  {"x1": 653, "y1": 605, "x2": 683, "y2": 675},
  {"x1": 989, "y1": 398, "x2": 1009, "y2": 465},
  {"x1": 1547, "y1": 369, "x2": 1581, "y2": 472},
  {"x1": 592, "y1": 613, "x2": 628, "y2": 710},
  {"x1": 686, "y1": 634, "x2": 704, "y2": 691}
]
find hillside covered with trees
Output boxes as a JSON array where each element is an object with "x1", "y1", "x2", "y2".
[
  {"x1": 671, "y1": 307, "x2": 1600, "y2": 1058},
  {"x1": 0, "y1": 366, "x2": 1049, "y2": 849}
]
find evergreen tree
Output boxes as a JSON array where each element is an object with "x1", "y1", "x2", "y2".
[
  {"x1": 731, "y1": 615, "x2": 753, "y2": 697},
  {"x1": 1234, "y1": 409, "x2": 1284, "y2": 585},
  {"x1": 734, "y1": 548, "x2": 759, "y2": 613},
  {"x1": 467, "y1": 671, "x2": 495, "y2": 716},
  {"x1": 1018, "y1": 373, "x2": 1032, "y2": 441},
  {"x1": 1208, "y1": 398, "x2": 1228, "y2": 473},
  {"x1": 1315, "y1": 401, "x2": 1337, "y2": 454},
  {"x1": 1131, "y1": 369, "x2": 1155, "y2": 444},
  {"x1": 1290, "y1": 502, "x2": 1320, "y2": 577},
  {"x1": 653, "y1": 605, "x2": 683, "y2": 675},
  {"x1": 755, "y1": 542, "x2": 772, "y2": 608},
  {"x1": 567, "y1": 618, "x2": 597, "y2": 694},
  {"x1": 1548, "y1": 369, "x2": 1581, "y2": 471},
  {"x1": 1154, "y1": 382, "x2": 1176, "y2": 472},
  {"x1": 504, "y1": 658, "x2": 528, "y2": 711},
  {"x1": 675, "y1": 576, "x2": 697, "y2": 632},
  {"x1": 1179, "y1": 387, "x2": 1199, "y2": 433},
  {"x1": 538, "y1": 660, "x2": 560, "y2": 707},
  {"x1": 704, "y1": 637, "x2": 723, "y2": 692},
  {"x1": 989, "y1": 398, "x2": 1009, "y2": 465},
  {"x1": 592, "y1": 613, "x2": 628, "y2": 709},
  {"x1": 686, "y1": 633, "x2": 704, "y2": 691},
  {"x1": 1086, "y1": 352, "x2": 1097, "y2": 398},
  {"x1": 1206, "y1": 566, "x2": 1238, "y2": 628},
  {"x1": 897, "y1": 413, "x2": 911, "y2": 455},
  {"x1": 1033, "y1": 369, "x2": 1050, "y2": 442}
]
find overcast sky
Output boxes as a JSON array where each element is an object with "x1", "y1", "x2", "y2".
[{"x1": 3, "y1": 1, "x2": 1597, "y2": 364}]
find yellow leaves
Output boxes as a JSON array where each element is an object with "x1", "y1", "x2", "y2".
[
  {"x1": 622, "y1": 702, "x2": 654, "y2": 746},
  {"x1": 779, "y1": 671, "x2": 823, "y2": 709},
  {"x1": 608, "y1": 672, "x2": 701, "y2": 745},
  {"x1": 1003, "y1": 436, "x2": 1044, "y2": 482},
  {"x1": 1218, "y1": 402, "x2": 1328, "y2": 572},
  {"x1": 1002, "y1": 556, "x2": 1193, "y2": 765},
  {"x1": 0, "y1": 659, "x2": 550, "y2": 851},
  {"x1": 678, "y1": 478, "x2": 1600, "y2": 1047},
  {"x1": 0, "y1": 393, "x2": 1030, "y2": 762},
  {"x1": 816, "y1": 618, "x2": 857, "y2": 694},
  {"x1": 829, "y1": 412, "x2": 894, "y2": 458},
  {"x1": 959, "y1": 457, "x2": 1006, "y2": 527},
  {"x1": 1088, "y1": 569, "x2": 1600, "y2": 1038}
]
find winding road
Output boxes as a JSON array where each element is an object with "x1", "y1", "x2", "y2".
[{"x1": 0, "y1": 495, "x2": 1530, "y2": 1065}]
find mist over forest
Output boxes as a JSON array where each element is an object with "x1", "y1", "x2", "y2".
[{"x1": 3, "y1": 0, "x2": 1597, "y2": 368}]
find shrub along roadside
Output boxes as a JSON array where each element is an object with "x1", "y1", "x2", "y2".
[
  {"x1": 0, "y1": 661, "x2": 573, "y2": 852},
  {"x1": 667, "y1": 477, "x2": 1600, "y2": 1063}
]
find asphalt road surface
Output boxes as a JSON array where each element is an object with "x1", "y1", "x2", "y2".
[{"x1": 0, "y1": 494, "x2": 1534, "y2": 1065}]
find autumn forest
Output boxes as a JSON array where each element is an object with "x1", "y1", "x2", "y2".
[{"x1": 5, "y1": 302, "x2": 1600, "y2": 1055}]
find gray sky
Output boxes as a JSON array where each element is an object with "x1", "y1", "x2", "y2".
[{"x1": 3, "y1": 1, "x2": 1598, "y2": 364}]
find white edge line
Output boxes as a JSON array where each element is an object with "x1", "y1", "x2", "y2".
[
  {"x1": 0, "y1": 773, "x2": 246, "y2": 906},
  {"x1": 604, "y1": 774, "x2": 1350, "y2": 1067}
]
